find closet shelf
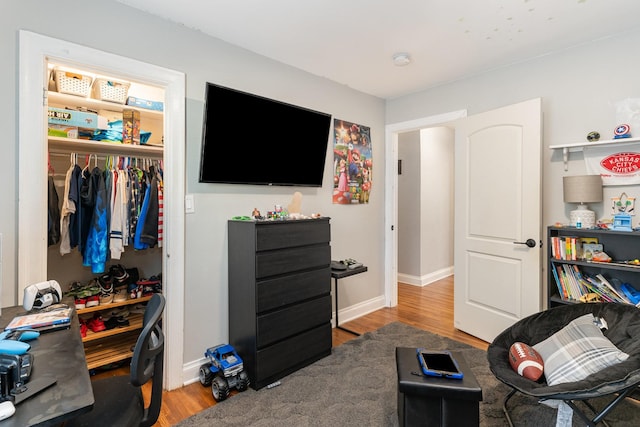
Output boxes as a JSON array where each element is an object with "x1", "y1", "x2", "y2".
[
  {"x1": 49, "y1": 136, "x2": 163, "y2": 158},
  {"x1": 48, "y1": 91, "x2": 163, "y2": 120}
]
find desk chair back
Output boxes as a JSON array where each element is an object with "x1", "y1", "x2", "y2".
[
  {"x1": 133, "y1": 293, "x2": 165, "y2": 426},
  {"x1": 65, "y1": 293, "x2": 166, "y2": 427}
]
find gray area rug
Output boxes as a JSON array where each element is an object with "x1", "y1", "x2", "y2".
[{"x1": 176, "y1": 322, "x2": 639, "y2": 426}]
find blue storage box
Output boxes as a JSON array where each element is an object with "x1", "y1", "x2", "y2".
[{"x1": 126, "y1": 96, "x2": 164, "y2": 111}]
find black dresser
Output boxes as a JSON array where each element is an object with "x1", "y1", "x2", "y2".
[{"x1": 228, "y1": 218, "x2": 332, "y2": 389}]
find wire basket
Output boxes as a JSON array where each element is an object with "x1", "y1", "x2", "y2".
[
  {"x1": 92, "y1": 78, "x2": 131, "y2": 104},
  {"x1": 54, "y1": 70, "x2": 93, "y2": 97}
]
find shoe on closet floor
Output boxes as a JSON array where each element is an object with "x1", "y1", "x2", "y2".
[
  {"x1": 87, "y1": 314, "x2": 106, "y2": 333},
  {"x1": 104, "y1": 316, "x2": 129, "y2": 330},
  {"x1": 74, "y1": 297, "x2": 87, "y2": 310},
  {"x1": 98, "y1": 274, "x2": 114, "y2": 305},
  {"x1": 85, "y1": 294, "x2": 100, "y2": 308},
  {"x1": 112, "y1": 286, "x2": 128, "y2": 303},
  {"x1": 104, "y1": 307, "x2": 130, "y2": 319},
  {"x1": 79, "y1": 318, "x2": 88, "y2": 338},
  {"x1": 109, "y1": 264, "x2": 129, "y2": 287}
]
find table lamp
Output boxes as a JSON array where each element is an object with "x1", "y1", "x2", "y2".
[{"x1": 563, "y1": 175, "x2": 603, "y2": 228}]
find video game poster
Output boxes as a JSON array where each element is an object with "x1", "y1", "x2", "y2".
[{"x1": 333, "y1": 119, "x2": 372, "y2": 204}]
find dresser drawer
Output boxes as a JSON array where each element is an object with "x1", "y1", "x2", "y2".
[
  {"x1": 257, "y1": 268, "x2": 330, "y2": 313},
  {"x1": 256, "y1": 219, "x2": 330, "y2": 251},
  {"x1": 257, "y1": 295, "x2": 331, "y2": 348},
  {"x1": 255, "y1": 323, "x2": 332, "y2": 387},
  {"x1": 256, "y1": 245, "x2": 330, "y2": 278}
]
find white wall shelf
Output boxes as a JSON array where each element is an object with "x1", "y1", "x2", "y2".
[{"x1": 550, "y1": 137, "x2": 640, "y2": 170}]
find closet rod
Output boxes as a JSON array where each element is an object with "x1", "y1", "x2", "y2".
[{"x1": 48, "y1": 151, "x2": 161, "y2": 161}]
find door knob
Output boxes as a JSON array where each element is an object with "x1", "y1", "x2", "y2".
[{"x1": 514, "y1": 239, "x2": 536, "y2": 248}]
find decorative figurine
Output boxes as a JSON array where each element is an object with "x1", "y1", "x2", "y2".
[
  {"x1": 614, "y1": 124, "x2": 631, "y2": 139},
  {"x1": 587, "y1": 131, "x2": 600, "y2": 142},
  {"x1": 287, "y1": 191, "x2": 303, "y2": 214}
]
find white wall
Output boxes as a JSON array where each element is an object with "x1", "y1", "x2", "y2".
[
  {"x1": 387, "y1": 28, "x2": 640, "y2": 301},
  {"x1": 420, "y1": 127, "x2": 454, "y2": 282},
  {"x1": 397, "y1": 131, "x2": 421, "y2": 277},
  {"x1": 2, "y1": 1, "x2": 385, "y2": 371},
  {"x1": 397, "y1": 128, "x2": 454, "y2": 286}
]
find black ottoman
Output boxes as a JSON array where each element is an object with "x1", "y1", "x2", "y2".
[{"x1": 396, "y1": 347, "x2": 482, "y2": 427}]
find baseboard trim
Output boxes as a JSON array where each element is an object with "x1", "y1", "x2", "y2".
[
  {"x1": 398, "y1": 267, "x2": 453, "y2": 287},
  {"x1": 334, "y1": 294, "x2": 386, "y2": 326}
]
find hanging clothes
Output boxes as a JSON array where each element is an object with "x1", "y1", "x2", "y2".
[
  {"x1": 69, "y1": 163, "x2": 83, "y2": 250},
  {"x1": 83, "y1": 167, "x2": 109, "y2": 273},
  {"x1": 157, "y1": 169, "x2": 164, "y2": 249},
  {"x1": 59, "y1": 162, "x2": 75, "y2": 255},
  {"x1": 128, "y1": 167, "x2": 142, "y2": 243},
  {"x1": 109, "y1": 168, "x2": 129, "y2": 260},
  {"x1": 140, "y1": 166, "x2": 159, "y2": 248},
  {"x1": 47, "y1": 175, "x2": 61, "y2": 246},
  {"x1": 79, "y1": 165, "x2": 96, "y2": 256},
  {"x1": 134, "y1": 171, "x2": 151, "y2": 250}
]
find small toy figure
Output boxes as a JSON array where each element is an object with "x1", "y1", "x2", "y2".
[
  {"x1": 252, "y1": 208, "x2": 261, "y2": 218},
  {"x1": 614, "y1": 124, "x2": 631, "y2": 139}
]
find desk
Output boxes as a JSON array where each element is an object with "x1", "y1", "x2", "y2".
[
  {"x1": 331, "y1": 265, "x2": 367, "y2": 336},
  {"x1": 0, "y1": 305, "x2": 94, "y2": 426}
]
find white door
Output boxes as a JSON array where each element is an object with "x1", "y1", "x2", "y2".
[{"x1": 453, "y1": 98, "x2": 542, "y2": 343}]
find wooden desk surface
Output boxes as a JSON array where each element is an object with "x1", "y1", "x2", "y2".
[{"x1": 0, "y1": 305, "x2": 94, "y2": 426}]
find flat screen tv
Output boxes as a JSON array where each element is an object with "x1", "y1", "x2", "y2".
[{"x1": 199, "y1": 83, "x2": 332, "y2": 186}]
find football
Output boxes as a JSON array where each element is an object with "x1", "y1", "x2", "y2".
[{"x1": 508, "y1": 341, "x2": 544, "y2": 381}]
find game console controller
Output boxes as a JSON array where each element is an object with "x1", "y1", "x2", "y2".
[
  {"x1": 0, "y1": 401, "x2": 15, "y2": 421},
  {"x1": 23, "y1": 280, "x2": 62, "y2": 311}
]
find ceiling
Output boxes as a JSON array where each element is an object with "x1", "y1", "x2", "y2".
[{"x1": 115, "y1": 0, "x2": 640, "y2": 99}]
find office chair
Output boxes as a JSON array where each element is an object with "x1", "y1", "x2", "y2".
[
  {"x1": 66, "y1": 293, "x2": 165, "y2": 427},
  {"x1": 488, "y1": 302, "x2": 640, "y2": 427}
]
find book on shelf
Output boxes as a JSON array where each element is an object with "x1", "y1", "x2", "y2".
[
  {"x1": 551, "y1": 263, "x2": 639, "y2": 305},
  {"x1": 595, "y1": 274, "x2": 627, "y2": 303},
  {"x1": 551, "y1": 235, "x2": 605, "y2": 261},
  {"x1": 4, "y1": 305, "x2": 72, "y2": 331},
  {"x1": 551, "y1": 236, "x2": 581, "y2": 261}
]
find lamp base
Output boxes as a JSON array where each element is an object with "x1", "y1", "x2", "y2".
[{"x1": 570, "y1": 204, "x2": 595, "y2": 228}]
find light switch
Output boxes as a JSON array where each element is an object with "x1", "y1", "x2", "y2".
[{"x1": 185, "y1": 194, "x2": 195, "y2": 214}]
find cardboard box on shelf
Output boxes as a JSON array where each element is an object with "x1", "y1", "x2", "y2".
[
  {"x1": 123, "y1": 109, "x2": 140, "y2": 144},
  {"x1": 48, "y1": 107, "x2": 98, "y2": 129},
  {"x1": 97, "y1": 110, "x2": 123, "y2": 129},
  {"x1": 48, "y1": 125, "x2": 78, "y2": 139}
]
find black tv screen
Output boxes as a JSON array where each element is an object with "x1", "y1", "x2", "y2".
[{"x1": 199, "y1": 83, "x2": 332, "y2": 186}]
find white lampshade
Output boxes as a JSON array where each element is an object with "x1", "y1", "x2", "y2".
[{"x1": 563, "y1": 175, "x2": 603, "y2": 228}]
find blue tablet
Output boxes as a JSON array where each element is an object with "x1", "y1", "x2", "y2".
[{"x1": 416, "y1": 349, "x2": 463, "y2": 379}]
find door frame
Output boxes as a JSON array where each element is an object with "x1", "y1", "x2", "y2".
[
  {"x1": 18, "y1": 31, "x2": 185, "y2": 390},
  {"x1": 384, "y1": 110, "x2": 467, "y2": 306}
]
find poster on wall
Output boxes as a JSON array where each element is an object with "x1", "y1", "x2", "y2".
[
  {"x1": 332, "y1": 119, "x2": 372, "y2": 204},
  {"x1": 583, "y1": 143, "x2": 640, "y2": 186}
]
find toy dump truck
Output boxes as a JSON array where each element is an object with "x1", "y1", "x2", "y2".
[{"x1": 199, "y1": 343, "x2": 249, "y2": 401}]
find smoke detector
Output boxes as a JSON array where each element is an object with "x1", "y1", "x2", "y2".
[{"x1": 392, "y1": 52, "x2": 412, "y2": 66}]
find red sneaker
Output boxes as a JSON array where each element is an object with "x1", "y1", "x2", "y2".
[
  {"x1": 75, "y1": 297, "x2": 87, "y2": 310},
  {"x1": 85, "y1": 295, "x2": 100, "y2": 308},
  {"x1": 88, "y1": 314, "x2": 106, "y2": 333}
]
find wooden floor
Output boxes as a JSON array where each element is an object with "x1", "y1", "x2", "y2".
[{"x1": 97, "y1": 277, "x2": 488, "y2": 426}]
